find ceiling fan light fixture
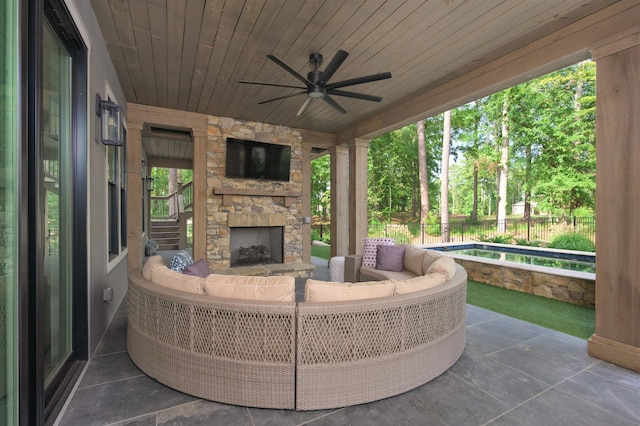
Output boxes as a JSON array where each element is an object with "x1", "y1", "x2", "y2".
[{"x1": 308, "y1": 87, "x2": 325, "y2": 98}]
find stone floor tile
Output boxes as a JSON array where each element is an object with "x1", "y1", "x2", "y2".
[
  {"x1": 156, "y1": 400, "x2": 253, "y2": 425},
  {"x1": 487, "y1": 388, "x2": 637, "y2": 426},
  {"x1": 465, "y1": 317, "x2": 543, "y2": 355},
  {"x1": 588, "y1": 360, "x2": 640, "y2": 392},
  {"x1": 110, "y1": 413, "x2": 157, "y2": 426},
  {"x1": 466, "y1": 304, "x2": 503, "y2": 326},
  {"x1": 57, "y1": 375, "x2": 197, "y2": 426},
  {"x1": 489, "y1": 334, "x2": 595, "y2": 385},
  {"x1": 248, "y1": 406, "x2": 340, "y2": 426},
  {"x1": 449, "y1": 349, "x2": 549, "y2": 407},
  {"x1": 408, "y1": 371, "x2": 510, "y2": 426},
  {"x1": 94, "y1": 315, "x2": 128, "y2": 356},
  {"x1": 78, "y1": 351, "x2": 144, "y2": 388},
  {"x1": 557, "y1": 370, "x2": 640, "y2": 423},
  {"x1": 304, "y1": 394, "x2": 446, "y2": 426}
]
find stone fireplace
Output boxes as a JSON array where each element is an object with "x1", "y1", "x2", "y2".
[
  {"x1": 205, "y1": 116, "x2": 311, "y2": 277},
  {"x1": 230, "y1": 226, "x2": 284, "y2": 266}
]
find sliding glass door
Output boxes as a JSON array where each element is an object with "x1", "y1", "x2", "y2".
[{"x1": 41, "y1": 19, "x2": 73, "y2": 387}]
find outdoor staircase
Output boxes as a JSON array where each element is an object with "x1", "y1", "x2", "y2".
[{"x1": 150, "y1": 220, "x2": 181, "y2": 251}]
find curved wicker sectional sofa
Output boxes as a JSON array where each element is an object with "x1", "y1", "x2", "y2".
[{"x1": 127, "y1": 261, "x2": 467, "y2": 411}]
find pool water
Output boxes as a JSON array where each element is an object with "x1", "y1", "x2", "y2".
[{"x1": 449, "y1": 248, "x2": 595, "y2": 273}]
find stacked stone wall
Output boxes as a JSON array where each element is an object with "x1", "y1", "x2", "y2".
[
  {"x1": 457, "y1": 258, "x2": 595, "y2": 308},
  {"x1": 206, "y1": 116, "x2": 304, "y2": 272}
]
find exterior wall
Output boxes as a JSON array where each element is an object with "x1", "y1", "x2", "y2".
[
  {"x1": 205, "y1": 117, "x2": 305, "y2": 273},
  {"x1": 457, "y1": 258, "x2": 595, "y2": 308},
  {"x1": 69, "y1": 0, "x2": 128, "y2": 355}
]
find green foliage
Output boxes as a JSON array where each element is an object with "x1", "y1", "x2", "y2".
[
  {"x1": 548, "y1": 233, "x2": 595, "y2": 252},
  {"x1": 514, "y1": 238, "x2": 544, "y2": 247},
  {"x1": 310, "y1": 245, "x2": 331, "y2": 260},
  {"x1": 311, "y1": 227, "x2": 330, "y2": 244},
  {"x1": 467, "y1": 281, "x2": 594, "y2": 339},
  {"x1": 311, "y1": 156, "x2": 331, "y2": 220},
  {"x1": 478, "y1": 234, "x2": 513, "y2": 244}
]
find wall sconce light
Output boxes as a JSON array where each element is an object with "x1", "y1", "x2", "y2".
[
  {"x1": 146, "y1": 176, "x2": 154, "y2": 192},
  {"x1": 96, "y1": 94, "x2": 122, "y2": 146}
]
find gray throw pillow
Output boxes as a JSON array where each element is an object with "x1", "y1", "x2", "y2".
[
  {"x1": 182, "y1": 258, "x2": 210, "y2": 278},
  {"x1": 376, "y1": 244, "x2": 406, "y2": 272}
]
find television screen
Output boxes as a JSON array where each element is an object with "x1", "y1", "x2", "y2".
[{"x1": 225, "y1": 138, "x2": 291, "y2": 181}]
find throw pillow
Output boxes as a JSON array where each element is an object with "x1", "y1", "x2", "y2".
[
  {"x1": 182, "y1": 258, "x2": 210, "y2": 278},
  {"x1": 303, "y1": 279, "x2": 395, "y2": 303},
  {"x1": 376, "y1": 244, "x2": 406, "y2": 272},
  {"x1": 361, "y1": 237, "x2": 394, "y2": 267},
  {"x1": 170, "y1": 250, "x2": 194, "y2": 273},
  {"x1": 426, "y1": 256, "x2": 457, "y2": 280}
]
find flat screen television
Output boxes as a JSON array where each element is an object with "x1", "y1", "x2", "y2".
[{"x1": 225, "y1": 137, "x2": 291, "y2": 181}]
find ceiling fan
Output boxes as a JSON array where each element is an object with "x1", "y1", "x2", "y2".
[{"x1": 239, "y1": 50, "x2": 392, "y2": 116}]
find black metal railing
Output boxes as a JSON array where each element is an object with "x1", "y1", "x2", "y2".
[{"x1": 312, "y1": 216, "x2": 596, "y2": 245}]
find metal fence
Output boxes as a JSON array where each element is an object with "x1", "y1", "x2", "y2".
[{"x1": 312, "y1": 216, "x2": 596, "y2": 245}]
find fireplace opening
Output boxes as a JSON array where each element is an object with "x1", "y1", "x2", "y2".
[{"x1": 230, "y1": 226, "x2": 284, "y2": 267}]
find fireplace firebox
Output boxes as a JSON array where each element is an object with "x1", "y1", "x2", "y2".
[{"x1": 230, "y1": 227, "x2": 284, "y2": 266}]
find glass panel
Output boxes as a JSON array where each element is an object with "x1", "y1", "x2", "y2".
[
  {"x1": 42, "y1": 21, "x2": 73, "y2": 385},
  {"x1": 0, "y1": 1, "x2": 19, "y2": 423}
]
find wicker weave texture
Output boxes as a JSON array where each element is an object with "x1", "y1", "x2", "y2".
[
  {"x1": 128, "y1": 275, "x2": 297, "y2": 409},
  {"x1": 295, "y1": 264, "x2": 467, "y2": 410}
]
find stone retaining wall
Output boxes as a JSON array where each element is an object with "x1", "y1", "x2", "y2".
[{"x1": 457, "y1": 258, "x2": 595, "y2": 308}]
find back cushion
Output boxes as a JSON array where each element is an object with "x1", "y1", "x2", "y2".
[
  {"x1": 361, "y1": 237, "x2": 395, "y2": 267},
  {"x1": 142, "y1": 255, "x2": 166, "y2": 280},
  {"x1": 426, "y1": 256, "x2": 457, "y2": 280},
  {"x1": 203, "y1": 274, "x2": 295, "y2": 302},
  {"x1": 151, "y1": 265, "x2": 204, "y2": 294},
  {"x1": 304, "y1": 279, "x2": 395, "y2": 303},
  {"x1": 422, "y1": 250, "x2": 443, "y2": 274},
  {"x1": 403, "y1": 245, "x2": 425, "y2": 276},
  {"x1": 394, "y1": 273, "x2": 446, "y2": 295}
]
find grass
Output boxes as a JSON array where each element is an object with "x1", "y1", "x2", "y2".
[
  {"x1": 467, "y1": 280, "x2": 595, "y2": 339},
  {"x1": 309, "y1": 246, "x2": 594, "y2": 339},
  {"x1": 311, "y1": 245, "x2": 331, "y2": 260}
]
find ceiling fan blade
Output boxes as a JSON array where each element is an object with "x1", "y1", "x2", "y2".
[
  {"x1": 326, "y1": 72, "x2": 392, "y2": 90},
  {"x1": 267, "y1": 54, "x2": 313, "y2": 87},
  {"x1": 296, "y1": 98, "x2": 312, "y2": 117},
  {"x1": 322, "y1": 95, "x2": 347, "y2": 114},
  {"x1": 239, "y1": 80, "x2": 306, "y2": 90},
  {"x1": 327, "y1": 89, "x2": 382, "y2": 102},
  {"x1": 257, "y1": 91, "x2": 306, "y2": 104},
  {"x1": 320, "y1": 50, "x2": 348, "y2": 83}
]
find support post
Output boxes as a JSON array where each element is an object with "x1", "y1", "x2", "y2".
[{"x1": 330, "y1": 145, "x2": 349, "y2": 257}]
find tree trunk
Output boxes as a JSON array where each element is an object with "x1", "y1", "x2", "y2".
[
  {"x1": 497, "y1": 95, "x2": 509, "y2": 234},
  {"x1": 441, "y1": 111, "x2": 451, "y2": 242},
  {"x1": 417, "y1": 120, "x2": 430, "y2": 226},
  {"x1": 523, "y1": 142, "x2": 532, "y2": 219}
]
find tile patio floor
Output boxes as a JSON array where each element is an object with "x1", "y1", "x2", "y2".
[{"x1": 55, "y1": 257, "x2": 640, "y2": 425}]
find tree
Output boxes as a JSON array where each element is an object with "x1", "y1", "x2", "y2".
[
  {"x1": 417, "y1": 120, "x2": 429, "y2": 226},
  {"x1": 311, "y1": 155, "x2": 331, "y2": 220},
  {"x1": 496, "y1": 90, "x2": 510, "y2": 233},
  {"x1": 441, "y1": 110, "x2": 451, "y2": 242}
]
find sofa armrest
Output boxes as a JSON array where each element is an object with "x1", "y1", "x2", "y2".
[{"x1": 344, "y1": 254, "x2": 363, "y2": 282}]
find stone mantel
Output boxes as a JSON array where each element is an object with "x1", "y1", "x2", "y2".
[{"x1": 213, "y1": 187, "x2": 302, "y2": 207}]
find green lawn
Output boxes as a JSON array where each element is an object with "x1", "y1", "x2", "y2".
[
  {"x1": 467, "y1": 280, "x2": 595, "y2": 339},
  {"x1": 310, "y1": 246, "x2": 594, "y2": 339},
  {"x1": 311, "y1": 245, "x2": 331, "y2": 260}
]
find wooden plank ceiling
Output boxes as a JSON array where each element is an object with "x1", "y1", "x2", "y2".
[{"x1": 92, "y1": 0, "x2": 617, "y2": 139}]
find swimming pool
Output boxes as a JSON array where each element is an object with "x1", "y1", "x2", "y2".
[
  {"x1": 425, "y1": 242, "x2": 595, "y2": 308},
  {"x1": 438, "y1": 245, "x2": 595, "y2": 273}
]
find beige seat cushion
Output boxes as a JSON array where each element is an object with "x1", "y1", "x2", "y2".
[
  {"x1": 403, "y1": 245, "x2": 425, "y2": 276},
  {"x1": 203, "y1": 274, "x2": 295, "y2": 302},
  {"x1": 151, "y1": 265, "x2": 204, "y2": 294},
  {"x1": 394, "y1": 273, "x2": 447, "y2": 295},
  {"x1": 360, "y1": 266, "x2": 416, "y2": 281},
  {"x1": 142, "y1": 255, "x2": 165, "y2": 280},
  {"x1": 425, "y1": 255, "x2": 457, "y2": 280},
  {"x1": 304, "y1": 279, "x2": 395, "y2": 303}
]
